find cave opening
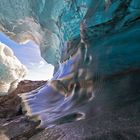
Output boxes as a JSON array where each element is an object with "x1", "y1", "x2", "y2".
[
  {"x1": 0, "y1": 0, "x2": 140, "y2": 139},
  {"x1": 0, "y1": 32, "x2": 54, "y2": 81}
]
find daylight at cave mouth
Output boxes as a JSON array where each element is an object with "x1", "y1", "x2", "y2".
[{"x1": 0, "y1": 0, "x2": 140, "y2": 140}]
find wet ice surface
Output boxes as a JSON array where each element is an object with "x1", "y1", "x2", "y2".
[{"x1": 0, "y1": 0, "x2": 140, "y2": 132}]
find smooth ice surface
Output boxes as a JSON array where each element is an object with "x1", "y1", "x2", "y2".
[{"x1": 0, "y1": 0, "x2": 140, "y2": 133}]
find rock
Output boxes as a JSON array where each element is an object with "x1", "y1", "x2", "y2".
[
  {"x1": 13, "y1": 80, "x2": 47, "y2": 94},
  {"x1": 0, "y1": 80, "x2": 46, "y2": 139},
  {"x1": 0, "y1": 0, "x2": 140, "y2": 140},
  {"x1": 0, "y1": 80, "x2": 46, "y2": 118},
  {"x1": 0, "y1": 116, "x2": 41, "y2": 140},
  {"x1": 0, "y1": 132, "x2": 9, "y2": 140},
  {"x1": 30, "y1": 112, "x2": 140, "y2": 140},
  {"x1": 0, "y1": 92, "x2": 21, "y2": 118}
]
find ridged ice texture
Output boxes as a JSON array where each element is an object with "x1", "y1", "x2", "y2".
[
  {"x1": 1, "y1": 0, "x2": 140, "y2": 128},
  {"x1": 0, "y1": 42, "x2": 27, "y2": 95}
]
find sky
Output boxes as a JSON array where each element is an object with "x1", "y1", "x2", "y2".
[{"x1": 0, "y1": 32, "x2": 54, "y2": 81}]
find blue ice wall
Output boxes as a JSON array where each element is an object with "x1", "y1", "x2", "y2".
[
  {"x1": 0, "y1": 0, "x2": 140, "y2": 65},
  {"x1": 0, "y1": 0, "x2": 140, "y2": 130}
]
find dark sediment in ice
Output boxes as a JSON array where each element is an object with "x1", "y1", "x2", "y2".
[
  {"x1": 0, "y1": 80, "x2": 46, "y2": 118},
  {"x1": 20, "y1": 0, "x2": 140, "y2": 128},
  {"x1": 0, "y1": 80, "x2": 46, "y2": 139},
  {"x1": 0, "y1": 0, "x2": 140, "y2": 139}
]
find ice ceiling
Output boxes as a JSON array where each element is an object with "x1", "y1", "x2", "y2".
[{"x1": 0, "y1": 0, "x2": 140, "y2": 129}]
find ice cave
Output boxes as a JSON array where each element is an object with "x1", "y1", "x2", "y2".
[{"x1": 0, "y1": 0, "x2": 140, "y2": 139}]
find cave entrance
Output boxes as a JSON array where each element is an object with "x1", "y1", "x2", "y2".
[{"x1": 0, "y1": 32, "x2": 54, "y2": 81}]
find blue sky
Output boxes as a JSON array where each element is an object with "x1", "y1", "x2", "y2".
[{"x1": 0, "y1": 32, "x2": 54, "y2": 81}]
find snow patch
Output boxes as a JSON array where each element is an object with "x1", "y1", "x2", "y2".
[{"x1": 0, "y1": 42, "x2": 28, "y2": 95}]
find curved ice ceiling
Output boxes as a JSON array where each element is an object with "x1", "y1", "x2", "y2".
[{"x1": 0, "y1": 0, "x2": 140, "y2": 128}]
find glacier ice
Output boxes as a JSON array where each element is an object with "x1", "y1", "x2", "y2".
[
  {"x1": 0, "y1": 0, "x2": 140, "y2": 135},
  {"x1": 0, "y1": 42, "x2": 27, "y2": 95}
]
